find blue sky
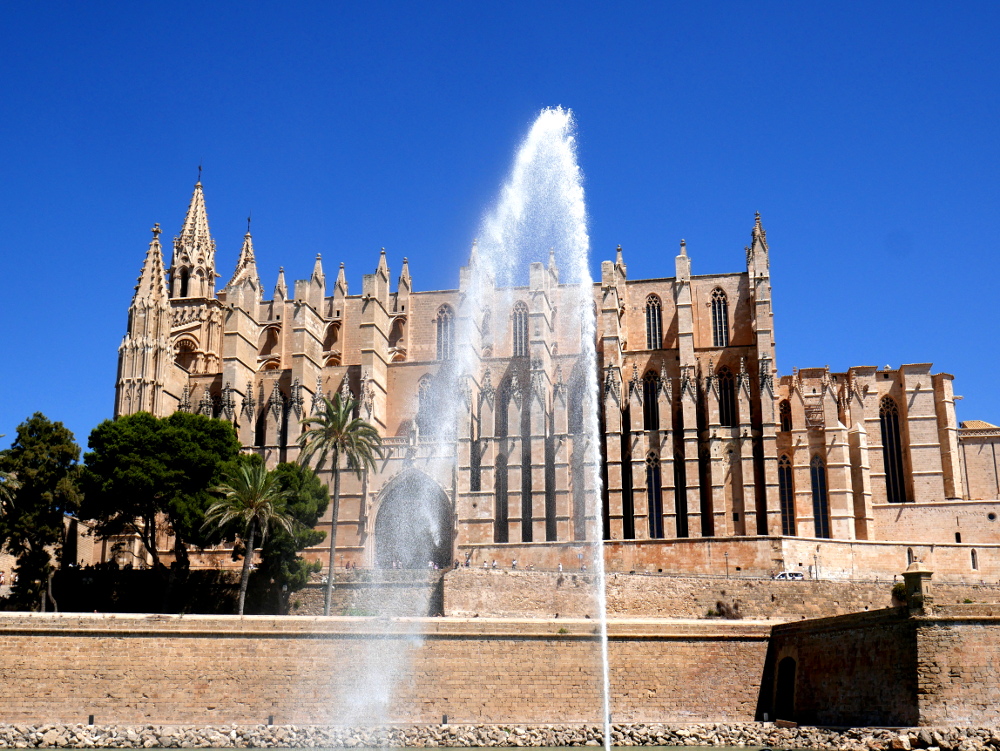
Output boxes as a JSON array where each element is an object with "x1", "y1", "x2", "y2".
[{"x1": 2, "y1": 2, "x2": 999, "y2": 446}]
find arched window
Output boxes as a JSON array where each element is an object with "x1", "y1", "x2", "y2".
[
  {"x1": 674, "y1": 455, "x2": 688, "y2": 538},
  {"x1": 779, "y1": 400, "x2": 792, "y2": 432},
  {"x1": 972, "y1": 549, "x2": 979, "y2": 571},
  {"x1": 259, "y1": 327, "x2": 280, "y2": 357},
  {"x1": 642, "y1": 370, "x2": 659, "y2": 430},
  {"x1": 179, "y1": 268, "x2": 189, "y2": 298},
  {"x1": 512, "y1": 302, "x2": 529, "y2": 357},
  {"x1": 495, "y1": 379, "x2": 510, "y2": 438},
  {"x1": 810, "y1": 456, "x2": 830, "y2": 539},
  {"x1": 481, "y1": 309, "x2": 491, "y2": 340},
  {"x1": 323, "y1": 322, "x2": 340, "y2": 352},
  {"x1": 711, "y1": 288, "x2": 729, "y2": 347},
  {"x1": 880, "y1": 396, "x2": 907, "y2": 504},
  {"x1": 646, "y1": 452, "x2": 664, "y2": 539},
  {"x1": 907, "y1": 547, "x2": 914, "y2": 566},
  {"x1": 436, "y1": 305, "x2": 454, "y2": 361},
  {"x1": 778, "y1": 455, "x2": 795, "y2": 536},
  {"x1": 718, "y1": 366, "x2": 737, "y2": 427},
  {"x1": 645, "y1": 295, "x2": 662, "y2": 350},
  {"x1": 175, "y1": 339, "x2": 197, "y2": 372}
]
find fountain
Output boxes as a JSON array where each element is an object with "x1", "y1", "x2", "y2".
[{"x1": 338, "y1": 108, "x2": 611, "y2": 747}]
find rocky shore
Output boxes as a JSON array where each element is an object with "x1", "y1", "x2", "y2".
[{"x1": 0, "y1": 724, "x2": 999, "y2": 750}]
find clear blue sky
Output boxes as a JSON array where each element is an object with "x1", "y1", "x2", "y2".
[{"x1": 2, "y1": 1, "x2": 998, "y2": 447}]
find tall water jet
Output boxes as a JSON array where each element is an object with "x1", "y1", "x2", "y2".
[{"x1": 453, "y1": 106, "x2": 612, "y2": 749}]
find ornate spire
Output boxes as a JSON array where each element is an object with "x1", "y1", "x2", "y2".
[
  {"x1": 274, "y1": 267, "x2": 287, "y2": 300},
  {"x1": 468, "y1": 239, "x2": 479, "y2": 267},
  {"x1": 376, "y1": 247, "x2": 389, "y2": 276},
  {"x1": 335, "y1": 262, "x2": 348, "y2": 297},
  {"x1": 399, "y1": 256, "x2": 411, "y2": 289},
  {"x1": 751, "y1": 211, "x2": 768, "y2": 251},
  {"x1": 227, "y1": 228, "x2": 261, "y2": 290},
  {"x1": 169, "y1": 180, "x2": 217, "y2": 298},
  {"x1": 133, "y1": 224, "x2": 169, "y2": 302}
]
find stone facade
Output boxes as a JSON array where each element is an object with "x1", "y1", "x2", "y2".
[{"x1": 111, "y1": 181, "x2": 1000, "y2": 575}]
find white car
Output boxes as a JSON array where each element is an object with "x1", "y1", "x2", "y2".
[{"x1": 772, "y1": 571, "x2": 805, "y2": 580}]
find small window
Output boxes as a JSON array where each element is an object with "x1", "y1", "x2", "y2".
[
  {"x1": 907, "y1": 547, "x2": 914, "y2": 565},
  {"x1": 955, "y1": 532, "x2": 962, "y2": 543},
  {"x1": 972, "y1": 549, "x2": 979, "y2": 570}
]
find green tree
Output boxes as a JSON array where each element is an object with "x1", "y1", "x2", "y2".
[
  {"x1": 0, "y1": 414, "x2": 82, "y2": 608},
  {"x1": 298, "y1": 393, "x2": 382, "y2": 616},
  {"x1": 202, "y1": 462, "x2": 296, "y2": 615},
  {"x1": 253, "y1": 461, "x2": 328, "y2": 611},
  {"x1": 82, "y1": 411, "x2": 242, "y2": 569}
]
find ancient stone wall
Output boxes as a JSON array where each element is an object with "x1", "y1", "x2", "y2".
[
  {"x1": 0, "y1": 613, "x2": 768, "y2": 726},
  {"x1": 441, "y1": 569, "x2": 1000, "y2": 620}
]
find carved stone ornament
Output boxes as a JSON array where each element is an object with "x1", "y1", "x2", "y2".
[
  {"x1": 737, "y1": 357, "x2": 751, "y2": 393},
  {"x1": 510, "y1": 374, "x2": 523, "y2": 408},
  {"x1": 221, "y1": 382, "x2": 235, "y2": 421},
  {"x1": 179, "y1": 385, "x2": 192, "y2": 413},
  {"x1": 269, "y1": 382, "x2": 284, "y2": 422},
  {"x1": 480, "y1": 367, "x2": 495, "y2": 404},
  {"x1": 241, "y1": 380, "x2": 256, "y2": 422},
  {"x1": 340, "y1": 374, "x2": 352, "y2": 401},
  {"x1": 311, "y1": 376, "x2": 325, "y2": 415},
  {"x1": 197, "y1": 387, "x2": 215, "y2": 417},
  {"x1": 290, "y1": 378, "x2": 304, "y2": 418}
]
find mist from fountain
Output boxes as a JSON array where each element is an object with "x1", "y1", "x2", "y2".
[
  {"x1": 333, "y1": 108, "x2": 611, "y2": 746},
  {"x1": 454, "y1": 106, "x2": 612, "y2": 750}
]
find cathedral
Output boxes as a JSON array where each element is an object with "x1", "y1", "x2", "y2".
[{"x1": 114, "y1": 180, "x2": 1000, "y2": 580}]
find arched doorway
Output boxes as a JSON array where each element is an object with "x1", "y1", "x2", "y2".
[{"x1": 373, "y1": 470, "x2": 453, "y2": 569}]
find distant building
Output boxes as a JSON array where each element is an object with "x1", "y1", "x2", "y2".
[{"x1": 112, "y1": 180, "x2": 1000, "y2": 579}]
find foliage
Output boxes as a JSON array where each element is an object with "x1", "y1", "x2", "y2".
[
  {"x1": 0, "y1": 413, "x2": 82, "y2": 608},
  {"x1": 247, "y1": 461, "x2": 328, "y2": 611},
  {"x1": 891, "y1": 581, "x2": 907, "y2": 604},
  {"x1": 202, "y1": 461, "x2": 296, "y2": 615},
  {"x1": 298, "y1": 393, "x2": 383, "y2": 616},
  {"x1": 82, "y1": 411, "x2": 242, "y2": 569}
]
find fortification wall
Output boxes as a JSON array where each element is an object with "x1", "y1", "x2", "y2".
[
  {"x1": 440, "y1": 569, "x2": 1000, "y2": 620},
  {"x1": 0, "y1": 613, "x2": 768, "y2": 726}
]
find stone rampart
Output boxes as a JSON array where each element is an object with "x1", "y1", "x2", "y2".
[
  {"x1": 441, "y1": 569, "x2": 1000, "y2": 620},
  {"x1": 0, "y1": 613, "x2": 768, "y2": 726}
]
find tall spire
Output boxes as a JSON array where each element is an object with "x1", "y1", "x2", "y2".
[
  {"x1": 169, "y1": 180, "x2": 217, "y2": 298},
  {"x1": 335, "y1": 262, "x2": 348, "y2": 297},
  {"x1": 227, "y1": 229, "x2": 260, "y2": 290},
  {"x1": 133, "y1": 224, "x2": 168, "y2": 302},
  {"x1": 398, "y1": 256, "x2": 411, "y2": 289}
]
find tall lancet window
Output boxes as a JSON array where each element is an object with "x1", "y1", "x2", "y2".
[
  {"x1": 642, "y1": 370, "x2": 659, "y2": 430},
  {"x1": 436, "y1": 305, "x2": 454, "y2": 361},
  {"x1": 711, "y1": 288, "x2": 729, "y2": 347},
  {"x1": 779, "y1": 400, "x2": 792, "y2": 432},
  {"x1": 646, "y1": 452, "x2": 664, "y2": 539},
  {"x1": 512, "y1": 302, "x2": 529, "y2": 357},
  {"x1": 810, "y1": 455, "x2": 831, "y2": 539},
  {"x1": 718, "y1": 366, "x2": 737, "y2": 427},
  {"x1": 645, "y1": 295, "x2": 663, "y2": 350},
  {"x1": 880, "y1": 396, "x2": 907, "y2": 504},
  {"x1": 778, "y1": 454, "x2": 795, "y2": 536}
]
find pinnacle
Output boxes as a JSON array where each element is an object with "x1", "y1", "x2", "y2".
[
  {"x1": 227, "y1": 228, "x2": 260, "y2": 290},
  {"x1": 178, "y1": 181, "x2": 213, "y2": 250},
  {"x1": 133, "y1": 224, "x2": 168, "y2": 302}
]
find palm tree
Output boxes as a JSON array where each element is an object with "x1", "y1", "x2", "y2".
[
  {"x1": 298, "y1": 393, "x2": 383, "y2": 616},
  {"x1": 203, "y1": 462, "x2": 296, "y2": 615}
]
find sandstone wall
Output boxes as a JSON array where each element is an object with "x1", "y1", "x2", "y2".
[
  {"x1": 0, "y1": 613, "x2": 768, "y2": 726},
  {"x1": 764, "y1": 609, "x2": 918, "y2": 727},
  {"x1": 441, "y1": 569, "x2": 1000, "y2": 620}
]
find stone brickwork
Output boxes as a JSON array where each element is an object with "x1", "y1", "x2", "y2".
[
  {"x1": 0, "y1": 613, "x2": 768, "y2": 726},
  {"x1": 764, "y1": 605, "x2": 1000, "y2": 727},
  {"x1": 441, "y1": 569, "x2": 1000, "y2": 620}
]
